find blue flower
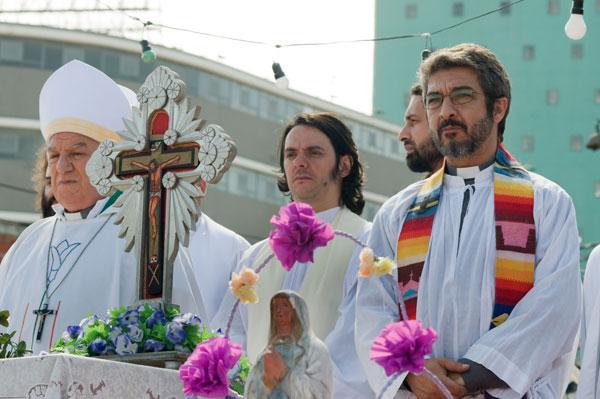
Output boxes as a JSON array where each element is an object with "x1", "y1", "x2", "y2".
[
  {"x1": 127, "y1": 325, "x2": 144, "y2": 343},
  {"x1": 66, "y1": 325, "x2": 83, "y2": 339},
  {"x1": 79, "y1": 314, "x2": 103, "y2": 329},
  {"x1": 166, "y1": 321, "x2": 186, "y2": 344},
  {"x1": 173, "y1": 313, "x2": 202, "y2": 328},
  {"x1": 118, "y1": 309, "x2": 140, "y2": 326},
  {"x1": 144, "y1": 339, "x2": 165, "y2": 352},
  {"x1": 114, "y1": 333, "x2": 138, "y2": 355},
  {"x1": 146, "y1": 310, "x2": 167, "y2": 328},
  {"x1": 108, "y1": 327, "x2": 123, "y2": 346},
  {"x1": 88, "y1": 338, "x2": 108, "y2": 355}
]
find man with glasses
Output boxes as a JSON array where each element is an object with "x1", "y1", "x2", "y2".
[{"x1": 356, "y1": 43, "x2": 581, "y2": 398}]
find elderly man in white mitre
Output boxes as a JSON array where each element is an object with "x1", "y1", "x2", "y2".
[{"x1": 0, "y1": 60, "x2": 206, "y2": 353}]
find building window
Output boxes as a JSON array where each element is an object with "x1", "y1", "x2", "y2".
[
  {"x1": 522, "y1": 45, "x2": 535, "y2": 60},
  {"x1": 405, "y1": 4, "x2": 417, "y2": 18},
  {"x1": 597, "y1": 0, "x2": 600, "y2": 12},
  {"x1": 199, "y1": 74, "x2": 231, "y2": 105},
  {"x1": 259, "y1": 93, "x2": 285, "y2": 122},
  {"x1": 43, "y1": 45, "x2": 63, "y2": 69},
  {"x1": 570, "y1": 135, "x2": 583, "y2": 151},
  {"x1": 452, "y1": 2, "x2": 464, "y2": 16},
  {"x1": 119, "y1": 55, "x2": 140, "y2": 79},
  {"x1": 521, "y1": 135, "x2": 534, "y2": 152},
  {"x1": 571, "y1": 44, "x2": 583, "y2": 59},
  {"x1": 548, "y1": 0, "x2": 559, "y2": 14},
  {"x1": 595, "y1": 89, "x2": 600, "y2": 104},
  {"x1": 595, "y1": 181, "x2": 600, "y2": 198},
  {"x1": 22, "y1": 41, "x2": 42, "y2": 67},
  {"x1": 0, "y1": 134, "x2": 19, "y2": 156},
  {"x1": 63, "y1": 47, "x2": 89, "y2": 64},
  {"x1": 546, "y1": 89, "x2": 558, "y2": 105},
  {"x1": 0, "y1": 40, "x2": 23, "y2": 62},
  {"x1": 500, "y1": 1, "x2": 511, "y2": 15}
]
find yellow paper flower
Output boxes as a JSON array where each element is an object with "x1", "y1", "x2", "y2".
[
  {"x1": 239, "y1": 267, "x2": 259, "y2": 286},
  {"x1": 235, "y1": 285, "x2": 258, "y2": 304},
  {"x1": 373, "y1": 257, "x2": 396, "y2": 276}
]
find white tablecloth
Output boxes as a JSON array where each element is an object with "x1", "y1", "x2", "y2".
[{"x1": 0, "y1": 354, "x2": 185, "y2": 399}]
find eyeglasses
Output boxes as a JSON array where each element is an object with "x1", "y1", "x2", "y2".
[{"x1": 425, "y1": 88, "x2": 480, "y2": 110}]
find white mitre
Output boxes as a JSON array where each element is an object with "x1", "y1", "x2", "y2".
[{"x1": 39, "y1": 59, "x2": 137, "y2": 143}]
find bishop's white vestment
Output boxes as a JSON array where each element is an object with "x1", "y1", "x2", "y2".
[
  {"x1": 356, "y1": 166, "x2": 581, "y2": 399},
  {"x1": 187, "y1": 213, "x2": 249, "y2": 327},
  {"x1": 578, "y1": 245, "x2": 600, "y2": 398},
  {"x1": 0, "y1": 197, "x2": 208, "y2": 354},
  {"x1": 214, "y1": 206, "x2": 374, "y2": 398}
]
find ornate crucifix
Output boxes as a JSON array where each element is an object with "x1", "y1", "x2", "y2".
[
  {"x1": 114, "y1": 110, "x2": 199, "y2": 299},
  {"x1": 86, "y1": 66, "x2": 236, "y2": 306}
]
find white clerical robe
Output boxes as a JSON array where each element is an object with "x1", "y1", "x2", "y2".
[
  {"x1": 356, "y1": 166, "x2": 581, "y2": 399},
  {"x1": 187, "y1": 213, "x2": 249, "y2": 327},
  {"x1": 0, "y1": 197, "x2": 207, "y2": 354},
  {"x1": 214, "y1": 206, "x2": 374, "y2": 398},
  {"x1": 578, "y1": 245, "x2": 600, "y2": 398}
]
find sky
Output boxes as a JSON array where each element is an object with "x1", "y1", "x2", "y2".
[
  {"x1": 0, "y1": 0, "x2": 375, "y2": 114},
  {"x1": 156, "y1": 0, "x2": 375, "y2": 114}
]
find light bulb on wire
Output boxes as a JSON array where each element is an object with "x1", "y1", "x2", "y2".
[
  {"x1": 272, "y1": 62, "x2": 289, "y2": 89},
  {"x1": 140, "y1": 39, "x2": 157, "y2": 63},
  {"x1": 565, "y1": 0, "x2": 586, "y2": 40}
]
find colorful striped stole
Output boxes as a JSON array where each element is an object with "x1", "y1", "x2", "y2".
[{"x1": 396, "y1": 144, "x2": 535, "y2": 329}]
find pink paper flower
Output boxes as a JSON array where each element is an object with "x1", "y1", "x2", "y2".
[
  {"x1": 179, "y1": 337, "x2": 242, "y2": 398},
  {"x1": 239, "y1": 267, "x2": 259, "y2": 286},
  {"x1": 268, "y1": 202, "x2": 335, "y2": 271},
  {"x1": 370, "y1": 320, "x2": 437, "y2": 375}
]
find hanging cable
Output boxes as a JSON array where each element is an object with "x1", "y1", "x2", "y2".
[{"x1": 96, "y1": 0, "x2": 527, "y2": 49}]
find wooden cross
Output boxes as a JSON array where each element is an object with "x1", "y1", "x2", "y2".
[
  {"x1": 86, "y1": 66, "x2": 236, "y2": 310},
  {"x1": 33, "y1": 302, "x2": 55, "y2": 342},
  {"x1": 114, "y1": 109, "x2": 199, "y2": 300}
]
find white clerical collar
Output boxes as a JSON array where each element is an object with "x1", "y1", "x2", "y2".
[
  {"x1": 444, "y1": 158, "x2": 495, "y2": 189},
  {"x1": 53, "y1": 197, "x2": 111, "y2": 221}
]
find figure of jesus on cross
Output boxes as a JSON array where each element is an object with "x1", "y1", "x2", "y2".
[{"x1": 130, "y1": 155, "x2": 181, "y2": 240}]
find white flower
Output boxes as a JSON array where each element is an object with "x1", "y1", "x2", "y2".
[
  {"x1": 134, "y1": 135, "x2": 146, "y2": 152},
  {"x1": 127, "y1": 325, "x2": 144, "y2": 343},
  {"x1": 97, "y1": 178, "x2": 112, "y2": 196},
  {"x1": 132, "y1": 175, "x2": 144, "y2": 192},
  {"x1": 98, "y1": 140, "x2": 114, "y2": 156},
  {"x1": 162, "y1": 172, "x2": 177, "y2": 189},
  {"x1": 163, "y1": 129, "x2": 178, "y2": 146}
]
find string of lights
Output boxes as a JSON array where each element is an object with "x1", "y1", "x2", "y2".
[
  {"x1": 95, "y1": 0, "x2": 531, "y2": 87},
  {"x1": 97, "y1": 0, "x2": 526, "y2": 49}
]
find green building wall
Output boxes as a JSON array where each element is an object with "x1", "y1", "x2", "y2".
[{"x1": 373, "y1": 0, "x2": 600, "y2": 266}]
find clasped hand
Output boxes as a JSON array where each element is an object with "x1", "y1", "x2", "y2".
[
  {"x1": 405, "y1": 358, "x2": 469, "y2": 399},
  {"x1": 262, "y1": 346, "x2": 289, "y2": 390}
]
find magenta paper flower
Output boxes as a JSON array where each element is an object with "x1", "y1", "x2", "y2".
[
  {"x1": 268, "y1": 202, "x2": 335, "y2": 271},
  {"x1": 370, "y1": 320, "x2": 437, "y2": 376},
  {"x1": 179, "y1": 337, "x2": 242, "y2": 398}
]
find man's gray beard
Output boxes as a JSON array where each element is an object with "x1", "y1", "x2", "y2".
[{"x1": 432, "y1": 116, "x2": 492, "y2": 159}]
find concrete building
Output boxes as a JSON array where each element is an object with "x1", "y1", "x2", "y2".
[
  {"x1": 0, "y1": 22, "x2": 417, "y2": 247},
  {"x1": 373, "y1": 0, "x2": 600, "y2": 263}
]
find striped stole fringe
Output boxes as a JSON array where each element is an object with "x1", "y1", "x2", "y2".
[{"x1": 395, "y1": 144, "x2": 535, "y2": 329}]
